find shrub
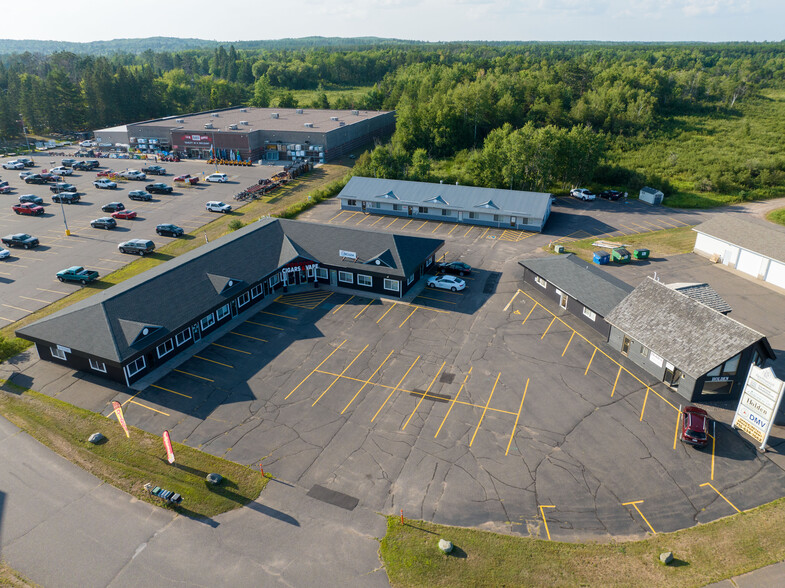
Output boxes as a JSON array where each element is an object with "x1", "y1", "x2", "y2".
[{"x1": 228, "y1": 219, "x2": 245, "y2": 231}]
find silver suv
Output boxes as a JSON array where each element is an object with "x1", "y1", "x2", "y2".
[
  {"x1": 206, "y1": 201, "x2": 232, "y2": 213},
  {"x1": 118, "y1": 239, "x2": 156, "y2": 256}
]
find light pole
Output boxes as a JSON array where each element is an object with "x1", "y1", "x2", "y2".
[
  {"x1": 211, "y1": 129, "x2": 218, "y2": 172},
  {"x1": 54, "y1": 183, "x2": 71, "y2": 236},
  {"x1": 19, "y1": 114, "x2": 33, "y2": 164}
]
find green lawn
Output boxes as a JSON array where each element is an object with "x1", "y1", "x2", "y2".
[
  {"x1": 766, "y1": 207, "x2": 785, "y2": 227},
  {"x1": 550, "y1": 225, "x2": 698, "y2": 262}
]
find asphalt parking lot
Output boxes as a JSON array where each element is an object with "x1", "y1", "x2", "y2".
[
  {"x1": 0, "y1": 152, "x2": 283, "y2": 324},
  {"x1": 9, "y1": 195, "x2": 785, "y2": 542}
]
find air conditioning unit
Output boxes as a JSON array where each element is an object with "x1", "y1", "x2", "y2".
[
  {"x1": 204, "y1": 122, "x2": 213, "y2": 129},
  {"x1": 210, "y1": 112, "x2": 220, "y2": 117},
  {"x1": 240, "y1": 108, "x2": 247, "y2": 113},
  {"x1": 176, "y1": 119, "x2": 184, "y2": 123},
  {"x1": 351, "y1": 110, "x2": 359, "y2": 115},
  {"x1": 228, "y1": 124, "x2": 238, "y2": 130},
  {"x1": 330, "y1": 116, "x2": 339, "y2": 121},
  {"x1": 304, "y1": 122, "x2": 314, "y2": 128},
  {"x1": 271, "y1": 113, "x2": 279, "y2": 119},
  {"x1": 240, "y1": 120, "x2": 249, "y2": 125},
  {"x1": 338, "y1": 121, "x2": 346, "y2": 126},
  {"x1": 296, "y1": 109, "x2": 304, "y2": 114}
]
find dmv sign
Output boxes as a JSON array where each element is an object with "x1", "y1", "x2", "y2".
[{"x1": 732, "y1": 365, "x2": 785, "y2": 451}]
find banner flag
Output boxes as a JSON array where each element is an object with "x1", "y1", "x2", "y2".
[
  {"x1": 162, "y1": 430, "x2": 175, "y2": 464},
  {"x1": 112, "y1": 401, "x2": 130, "y2": 438}
]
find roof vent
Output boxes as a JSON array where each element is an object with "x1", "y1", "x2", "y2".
[
  {"x1": 338, "y1": 121, "x2": 346, "y2": 126},
  {"x1": 352, "y1": 110, "x2": 359, "y2": 115},
  {"x1": 240, "y1": 108, "x2": 247, "y2": 113},
  {"x1": 204, "y1": 122, "x2": 214, "y2": 129},
  {"x1": 304, "y1": 122, "x2": 314, "y2": 128},
  {"x1": 296, "y1": 108, "x2": 304, "y2": 114},
  {"x1": 330, "y1": 116, "x2": 339, "y2": 121},
  {"x1": 210, "y1": 112, "x2": 220, "y2": 117},
  {"x1": 228, "y1": 124, "x2": 238, "y2": 130},
  {"x1": 271, "y1": 113, "x2": 279, "y2": 119},
  {"x1": 240, "y1": 120, "x2": 249, "y2": 125},
  {"x1": 176, "y1": 118, "x2": 184, "y2": 123}
]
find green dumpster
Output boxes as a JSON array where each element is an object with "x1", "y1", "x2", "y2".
[
  {"x1": 611, "y1": 247, "x2": 631, "y2": 263},
  {"x1": 633, "y1": 248, "x2": 650, "y2": 260}
]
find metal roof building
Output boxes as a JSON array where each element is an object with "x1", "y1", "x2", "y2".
[
  {"x1": 94, "y1": 107, "x2": 395, "y2": 163},
  {"x1": 16, "y1": 218, "x2": 442, "y2": 386},
  {"x1": 337, "y1": 176, "x2": 552, "y2": 232}
]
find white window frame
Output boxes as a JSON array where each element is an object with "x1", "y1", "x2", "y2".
[
  {"x1": 338, "y1": 271, "x2": 354, "y2": 284},
  {"x1": 89, "y1": 358, "x2": 107, "y2": 373},
  {"x1": 250, "y1": 284, "x2": 263, "y2": 299},
  {"x1": 200, "y1": 313, "x2": 215, "y2": 331},
  {"x1": 441, "y1": 209, "x2": 450, "y2": 216},
  {"x1": 316, "y1": 267, "x2": 328, "y2": 280},
  {"x1": 582, "y1": 307, "x2": 597, "y2": 321},
  {"x1": 175, "y1": 329, "x2": 191, "y2": 346},
  {"x1": 426, "y1": 256, "x2": 432, "y2": 267},
  {"x1": 357, "y1": 274, "x2": 372, "y2": 287},
  {"x1": 384, "y1": 278, "x2": 400, "y2": 292},
  {"x1": 269, "y1": 274, "x2": 280, "y2": 287},
  {"x1": 534, "y1": 276, "x2": 547, "y2": 288},
  {"x1": 407, "y1": 274, "x2": 415, "y2": 285},
  {"x1": 216, "y1": 304, "x2": 230, "y2": 321},
  {"x1": 126, "y1": 356, "x2": 146, "y2": 378},
  {"x1": 237, "y1": 292, "x2": 251, "y2": 307},
  {"x1": 156, "y1": 339, "x2": 174, "y2": 359},
  {"x1": 393, "y1": 204, "x2": 401, "y2": 211},
  {"x1": 50, "y1": 346, "x2": 67, "y2": 360},
  {"x1": 306, "y1": 265, "x2": 316, "y2": 278}
]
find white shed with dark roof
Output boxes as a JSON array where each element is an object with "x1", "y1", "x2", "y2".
[{"x1": 693, "y1": 216, "x2": 785, "y2": 291}]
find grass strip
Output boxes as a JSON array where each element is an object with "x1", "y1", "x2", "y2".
[
  {"x1": 0, "y1": 380, "x2": 266, "y2": 519},
  {"x1": 548, "y1": 225, "x2": 698, "y2": 262},
  {"x1": 381, "y1": 503, "x2": 785, "y2": 588}
]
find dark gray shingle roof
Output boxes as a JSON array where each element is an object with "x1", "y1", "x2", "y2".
[
  {"x1": 605, "y1": 277, "x2": 774, "y2": 378},
  {"x1": 17, "y1": 219, "x2": 443, "y2": 363},
  {"x1": 518, "y1": 254, "x2": 634, "y2": 316},
  {"x1": 667, "y1": 283, "x2": 732, "y2": 314},
  {"x1": 694, "y1": 215, "x2": 785, "y2": 264}
]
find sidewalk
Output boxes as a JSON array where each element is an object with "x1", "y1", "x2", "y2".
[{"x1": 706, "y1": 561, "x2": 785, "y2": 587}]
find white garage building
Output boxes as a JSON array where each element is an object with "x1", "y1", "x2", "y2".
[{"x1": 693, "y1": 216, "x2": 785, "y2": 291}]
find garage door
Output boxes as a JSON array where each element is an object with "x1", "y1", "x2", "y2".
[
  {"x1": 766, "y1": 260, "x2": 785, "y2": 290},
  {"x1": 736, "y1": 250, "x2": 763, "y2": 277}
]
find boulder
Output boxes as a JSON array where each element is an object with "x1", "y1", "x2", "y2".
[
  {"x1": 206, "y1": 473, "x2": 223, "y2": 485},
  {"x1": 88, "y1": 432, "x2": 105, "y2": 444},
  {"x1": 438, "y1": 539, "x2": 453, "y2": 554},
  {"x1": 660, "y1": 551, "x2": 674, "y2": 565}
]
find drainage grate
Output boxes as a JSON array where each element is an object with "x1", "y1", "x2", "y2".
[
  {"x1": 306, "y1": 484, "x2": 359, "y2": 510},
  {"x1": 440, "y1": 372, "x2": 455, "y2": 384}
]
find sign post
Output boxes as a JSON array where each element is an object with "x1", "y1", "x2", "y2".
[{"x1": 732, "y1": 365, "x2": 785, "y2": 452}]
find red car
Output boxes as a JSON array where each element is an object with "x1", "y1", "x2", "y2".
[
  {"x1": 97, "y1": 169, "x2": 115, "y2": 177},
  {"x1": 0, "y1": 185, "x2": 12, "y2": 194},
  {"x1": 112, "y1": 210, "x2": 138, "y2": 220},
  {"x1": 13, "y1": 202, "x2": 44, "y2": 216},
  {"x1": 681, "y1": 406, "x2": 710, "y2": 448},
  {"x1": 174, "y1": 173, "x2": 199, "y2": 185}
]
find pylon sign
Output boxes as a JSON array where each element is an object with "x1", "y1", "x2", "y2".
[{"x1": 733, "y1": 365, "x2": 785, "y2": 452}]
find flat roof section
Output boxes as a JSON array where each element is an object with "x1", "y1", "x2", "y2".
[{"x1": 129, "y1": 107, "x2": 393, "y2": 135}]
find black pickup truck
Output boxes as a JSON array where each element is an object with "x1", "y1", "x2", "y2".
[{"x1": 1, "y1": 233, "x2": 39, "y2": 249}]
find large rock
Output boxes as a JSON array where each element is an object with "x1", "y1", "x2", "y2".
[
  {"x1": 660, "y1": 551, "x2": 674, "y2": 565},
  {"x1": 438, "y1": 539, "x2": 453, "y2": 554},
  {"x1": 88, "y1": 432, "x2": 105, "y2": 444},
  {"x1": 206, "y1": 473, "x2": 223, "y2": 485}
]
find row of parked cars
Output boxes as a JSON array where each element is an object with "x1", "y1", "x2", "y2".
[{"x1": 569, "y1": 188, "x2": 628, "y2": 201}]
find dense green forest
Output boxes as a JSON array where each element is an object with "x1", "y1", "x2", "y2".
[{"x1": 1, "y1": 39, "x2": 784, "y2": 204}]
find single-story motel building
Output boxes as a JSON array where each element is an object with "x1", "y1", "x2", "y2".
[
  {"x1": 520, "y1": 255, "x2": 774, "y2": 402},
  {"x1": 693, "y1": 215, "x2": 785, "y2": 292},
  {"x1": 338, "y1": 176, "x2": 552, "y2": 232},
  {"x1": 16, "y1": 219, "x2": 443, "y2": 386}
]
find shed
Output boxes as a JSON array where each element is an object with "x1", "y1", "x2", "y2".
[{"x1": 639, "y1": 186, "x2": 664, "y2": 206}]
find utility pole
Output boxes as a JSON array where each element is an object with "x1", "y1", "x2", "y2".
[{"x1": 19, "y1": 113, "x2": 33, "y2": 164}]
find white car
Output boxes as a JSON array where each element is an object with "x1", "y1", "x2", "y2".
[
  {"x1": 0, "y1": 247, "x2": 10, "y2": 260},
  {"x1": 19, "y1": 170, "x2": 33, "y2": 179},
  {"x1": 94, "y1": 178, "x2": 118, "y2": 189},
  {"x1": 3, "y1": 160, "x2": 25, "y2": 170},
  {"x1": 50, "y1": 166, "x2": 73, "y2": 176},
  {"x1": 120, "y1": 169, "x2": 147, "y2": 181},
  {"x1": 570, "y1": 188, "x2": 596, "y2": 201},
  {"x1": 206, "y1": 173, "x2": 228, "y2": 183},
  {"x1": 206, "y1": 201, "x2": 232, "y2": 213},
  {"x1": 80, "y1": 140, "x2": 96, "y2": 147},
  {"x1": 427, "y1": 275, "x2": 466, "y2": 292}
]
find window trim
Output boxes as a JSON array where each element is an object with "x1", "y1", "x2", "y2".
[
  {"x1": 347, "y1": 199, "x2": 357, "y2": 206},
  {"x1": 338, "y1": 271, "x2": 354, "y2": 284},
  {"x1": 126, "y1": 356, "x2": 146, "y2": 378},
  {"x1": 237, "y1": 292, "x2": 251, "y2": 307},
  {"x1": 316, "y1": 267, "x2": 328, "y2": 280},
  {"x1": 418, "y1": 206, "x2": 428, "y2": 214},
  {"x1": 384, "y1": 278, "x2": 400, "y2": 292},
  {"x1": 200, "y1": 313, "x2": 215, "y2": 331},
  {"x1": 407, "y1": 274, "x2": 415, "y2": 285},
  {"x1": 356, "y1": 274, "x2": 372, "y2": 287},
  {"x1": 175, "y1": 329, "x2": 191, "y2": 347},
  {"x1": 89, "y1": 358, "x2": 107, "y2": 373},
  {"x1": 156, "y1": 339, "x2": 174, "y2": 359},
  {"x1": 269, "y1": 274, "x2": 280, "y2": 287},
  {"x1": 534, "y1": 276, "x2": 547, "y2": 288},
  {"x1": 582, "y1": 307, "x2": 596, "y2": 321},
  {"x1": 441, "y1": 208, "x2": 450, "y2": 216},
  {"x1": 50, "y1": 346, "x2": 67, "y2": 360},
  {"x1": 216, "y1": 304, "x2": 230, "y2": 321},
  {"x1": 250, "y1": 284, "x2": 263, "y2": 299}
]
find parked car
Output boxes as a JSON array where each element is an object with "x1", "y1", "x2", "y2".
[
  {"x1": 427, "y1": 275, "x2": 466, "y2": 292},
  {"x1": 84, "y1": 160, "x2": 100, "y2": 170},
  {"x1": 3, "y1": 160, "x2": 25, "y2": 170},
  {"x1": 19, "y1": 170, "x2": 33, "y2": 179},
  {"x1": 437, "y1": 261, "x2": 472, "y2": 276},
  {"x1": 17, "y1": 158, "x2": 35, "y2": 167},
  {"x1": 141, "y1": 165, "x2": 166, "y2": 175},
  {"x1": 119, "y1": 169, "x2": 147, "y2": 181},
  {"x1": 0, "y1": 184, "x2": 11, "y2": 194},
  {"x1": 1, "y1": 233, "x2": 39, "y2": 249},
  {"x1": 12, "y1": 202, "x2": 44, "y2": 216},
  {"x1": 598, "y1": 189, "x2": 627, "y2": 201},
  {"x1": 90, "y1": 216, "x2": 117, "y2": 230},
  {"x1": 50, "y1": 166, "x2": 73, "y2": 176},
  {"x1": 206, "y1": 200, "x2": 231, "y2": 213},
  {"x1": 206, "y1": 172, "x2": 228, "y2": 183},
  {"x1": 39, "y1": 173, "x2": 58, "y2": 182},
  {"x1": 96, "y1": 169, "x2": 115, "y2": 177},
  {"x1": 112, "y1": 209, "x2": 137, "y2": 220},
  {"x1": 94, "y1": 178, "x2": 118, "y2": 189},
  {"x1": 80, "y1": 140, "x2": 96, "y2": 147},
  {"x1": 681, "y1": 406, "x2": 710, "y2": 448},
  {"x1": 50, "y1": 182, "x2": 78, "y2": 193},
  {"x1": 570, "y1": 188, "x2": 596, "y2": 201},
  {"x1": 18, "y1": 194, "x2": 43, "y2": 205},
  {"x1": 61, "y1": 158, "x2": 76, "y2": 167},
  {"x1": 118, "y1": 239, "x2": 155, "y2": 256},
  {"x1": 101, "y1": 201, "x2": 125, "y2": 213},
  {"x1": 0, "y1": 247, "x2": 9, "y2": 260},
  {"x1": 174, "y1": 173, "x2": 199, "y2": 185},
  {"x1": 24, "y1": 174, "x2": 48, "y2": 184},
  {"x1": 146, "y1": 182, "x2": 173, "y2": 194},
  {"x1": 156, "y1": 223, "x2": 184, "y2": 237},
  {"x1": 56, "y1": 266, "x2": 99, "y2": 284},
  {"x1": 128, "y1": 190, "x2": 152, "y2": 201},
  {"x1": 72, "y1": 161, "x2": 92, "y2": 171},
  {"x1": 52, "y1": 192, "x2": 81, "y2": 204}
]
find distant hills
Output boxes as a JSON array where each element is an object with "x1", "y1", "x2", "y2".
[{"x1": 0, "y1": 36, "x2": 427, "y2": 55}]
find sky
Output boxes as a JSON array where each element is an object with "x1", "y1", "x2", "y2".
[{"x1": 0, "y1": 0, "x2": 782, "y2": 44}]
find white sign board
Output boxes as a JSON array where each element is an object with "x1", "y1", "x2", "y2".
[
  {"x1": 339, "y1": 250, "x2": 357, "y2": 260},
  {"x1": 732, "y1": 365, "x2": 785, "y2": 451}
]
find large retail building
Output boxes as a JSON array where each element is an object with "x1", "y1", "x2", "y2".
[
  {"x1": 93, "y1": 107, "x2": 395, "y2": 163},
  {"x1": 16, "y1": 219, "x2": 442, "y2": 386}
]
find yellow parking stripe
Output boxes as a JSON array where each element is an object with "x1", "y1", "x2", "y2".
[
  {"x1": 435, "y1": 368, "x2": 471, "y2": 438},
  {"x1": 230, "y1": 331, "x2": 268, "y2": 342},
  {"x1": 19, "y1": 295, "x2": 49, "y2": 304},
  {"x1": 211, "y1": 342, "x2": 251, "y2": 355},
  {"x1": 341, "y1": 350, "x2": 394, "y2": 414},
  {"x1": 193, "y1": 355, "x2": 234, "y2": 368},
  {"x1": 37, "y1": 287, "x2": 69, "y2": 294},
  {"x1": 539, "y1": 505, "x2": 556, "y2": 541},
  {"x1": 623, "y1": 500, "x2": 656, "y2": 534},
  {"x1": 2, "y1": 303, "x2": 33, "y2": 313},
  {"x1": 130, "y1": 400, "x2": 169, "y2": 416},
  {"x1": 173, "y1": 369, "x2": 214, "y2": 382},
  {"x1": 400, "y1": 219, "x2": 414, "y2": 230},
  {"x1": 245, "y1": 320, "x2": 284, "y2": 330},
  {"x1": 312, "y1": 344, "x2": 369, "y2": 406},
  {"x1": 700, "y1": 482, "x2": 740, "y2": 513},
  {"x1": 505, "y1": 378, "x2": 529, "y2": 455},
  {"x1": 431, "y1": 222, "x2": 443, "y2": 233},
  {"x1": 402, "y1": 362, "x2": 446, "y2": 431},
  {"x1": 151, "y1": 384, "x2": 192, "y2": 398},
  {"x1": 372, "y1": 356, "x2": 420, "y2": 423},
  {"x1": 399, "y1": 307, "x2": 418, "y2": 328},
  {"x1": 415, "y1": 221, "x2": 428, "y2": 232},
  {"x1": 332, "y1": 295, "x2": 355, "y2": 314},
  {"x1": 285, "y1": 340, "x2": 346, "y2": 400},
  {"x1": 469, "y1": 372, "x2": 501, "y2": 446},
  {"x1": 354, "y1": 298, "x2": 375, "y2": 319},
  {"x1": 376, "y1": 302, "x2": 397, "y2": 324},
  {"x1": 259, "y1": 310, "x2": 298, "y2": 320}
]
